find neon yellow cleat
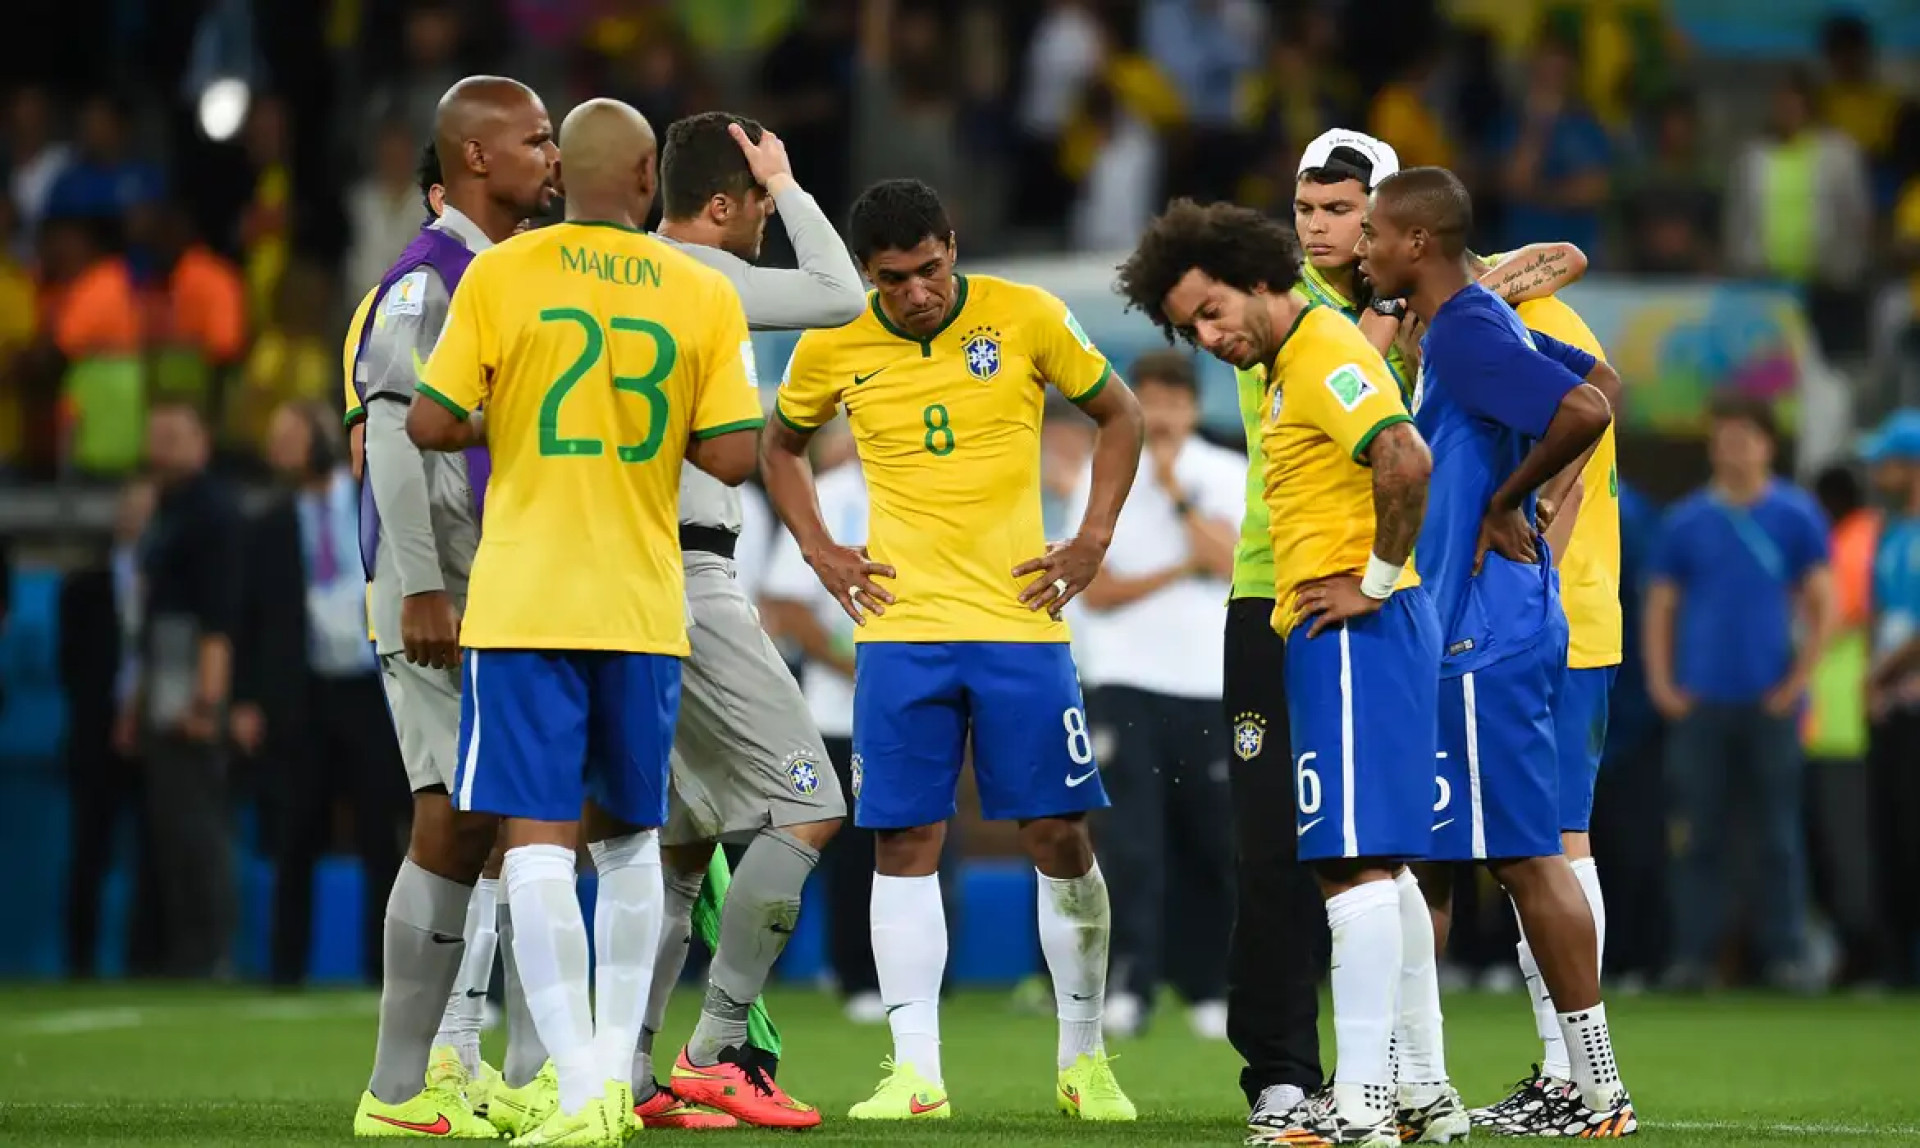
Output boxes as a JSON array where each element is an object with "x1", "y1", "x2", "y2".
[
  {"x1": 509, "y1": 1081, "x2": 633, "y2": 1147},
  {"x1": 487, "y1": 1063, "x2": 559, "y2": 1139},
  {"x1": 427, "y1": 1046, "x2": 473, "y2": 1095},
  {"x1": 468, "y1": 1061, "x2": 504, "y2": 1117},
  {"x1": 354, "y1": 1086, "x2": 500, "y2": 1139},
  {"x1": 1058, "y1": 1051, "x2": 1137, "y2": 1121},
  {"x1": 847, "y1": 1058, "x2": 951, "y2": 1120}
]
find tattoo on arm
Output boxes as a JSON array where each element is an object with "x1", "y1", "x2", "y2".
[
  {"x1": 1483, "y1": 249, "x2": 1565, "y2": 302},
  {"x1": 1366, "y1": 422, "x2": 1430, "y2": 565}
]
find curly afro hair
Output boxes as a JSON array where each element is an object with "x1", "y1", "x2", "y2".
[{"x1": 1114, "y1": 198, "x2": 1303, "y2": 346}]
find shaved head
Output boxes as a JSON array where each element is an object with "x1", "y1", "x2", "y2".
[
  {"x1": 1372, "y1": 167, "x2": 1472, "y2": 258},
  {"x1": 557, "y1": 98, "x2": 658, "y2": 226},
  {"x1": 1356, "y1": 166, "x2": 1475, "y2": 302},
  {"x1": 428, "y1": 75, "x2": 556, "y2": 236}
]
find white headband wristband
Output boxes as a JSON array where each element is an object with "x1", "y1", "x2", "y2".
[{"x1": 1360, "y1": 553, "x2": 1402, "y2": 601}]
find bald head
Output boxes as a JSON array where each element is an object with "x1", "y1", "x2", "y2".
[
  {"x1": 434, "y1": 76, "x2": 542, "y2": 177},
  {"x1": 557, "y1": 98, "x2": 658, "y2": 225},
  {"x1": 428, "y1": 76, "x2": 555, "y2": 234},
  {"x1": 1371, "y1": 167, "x2": 1472, "y2": 259}
]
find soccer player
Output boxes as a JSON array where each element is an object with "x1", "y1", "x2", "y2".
[
  {"x1": 1359, "y1": 167, "x2": 1636, "y2": 1137},
  {"x1": 1464, "y1": 259, "x2": 1626, "y2": 1132},
  {"x1": 348, "y1": 140, "x2": 444, "y2": 481},
  {"x1": 1118, "y1": 199, "x2": 1455, "y2": 1147},
  {"x1": 350, "y1": 77, "x2": 557, "y2": 1140},
  {"x1": 760, "y1": 178, "x2": 1145, "y2": 1122},
  {"x1": 409, "y1": 96, "x2": 765, "y2": 1147},
  {"x1": 627, "y1": 109, "x2": 867, "y2": 1130}
]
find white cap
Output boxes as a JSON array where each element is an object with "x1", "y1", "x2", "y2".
[{"x1": 1296, "y1": 129, "x2": 1401, "y2": 189}]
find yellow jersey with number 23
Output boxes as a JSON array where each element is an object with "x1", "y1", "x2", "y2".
[
  {"x1": 776, "y1": 274, "x2": 1113, "y2": 644},
  {"x1": 420, "y1": 221, "x2": 764, "y2": 656}
]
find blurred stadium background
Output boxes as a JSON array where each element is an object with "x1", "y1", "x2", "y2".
[{"x1": 0, "y1": 0, "x2": 1918, "y2": 1054}]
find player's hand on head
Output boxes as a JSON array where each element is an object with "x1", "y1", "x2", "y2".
[
  {"x1": 400, "y1": 589, "x2": 463, "y2": 670},
  {"x1": 729, "y1": 123, "x2": 794, "y2": 188},
  {"x1": 807, "y1": 541, "x2": 895, "y2": 625},
  {"x1": 1013, "y1": 535, "x2": 1106, "y2": 618},
  {"x1": 1473, "y1": 505, "x2": 1538, "y2": 574},
  {"x1": 1295, "y1": 574, "x2": 1385, "y2": 639}
]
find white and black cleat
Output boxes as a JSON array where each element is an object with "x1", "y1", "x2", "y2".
[{"x1": 1397, "y1": 1084, "x2": 1472, "y2": 1142}]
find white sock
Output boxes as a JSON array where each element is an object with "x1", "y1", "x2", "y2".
[
  {"x1": 588, "y1": 832, "x2": 663, "y2": 1091},
  {"x1": 1327, "y1": 879, "x2": 1401, "y2": 1123},
  {"x1": 1572, "y1": 857, "x2": 1606, "y2": 973},
  {"x1": 1557, "y1": 1002, "x2": 1626, "y2": 1111},
  {"x1": 1036, "y1": 863, "x2": 1109, "y2": 1069},
  {"x1": 503, "y1": 843, "x2": 598, "y2": 1116},
  {"x1": 1391, "y1": 869, "x2": 1447, "y2": 1101},
  {"x1": 871, "y1": 873, "x2": 946, "y2": 1086},
  {"x1": 633, "y1": 867, "x2": 701, "y2": 1092},
  {"x1": 1514, "y1": 903, "x2": 1571, "y2": 1081},
  {"x1": 433, "y1": 876, "x2": 499, "y2": 1076}
]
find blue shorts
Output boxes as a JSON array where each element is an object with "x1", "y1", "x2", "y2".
[
  {"x1": 1555, "y1": 666, "x2": 1617, "y2": 832},
  {"x1": 1433, "y1": 624, "x2": 1568, "y2": 862},
  {"x1": 453, "y1": 649, "x2": 681, "y2": 827},
  {"x1": 1285, "y1": 588, "x2": 1442, "y2": 863},
  {"x1": 851, "y1": 641, "x2": 1109, "y2": 829}
]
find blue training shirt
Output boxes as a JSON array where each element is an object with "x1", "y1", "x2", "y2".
[{"x1": 1413, "y1": 283, "x2": 1598, "y2": 677}]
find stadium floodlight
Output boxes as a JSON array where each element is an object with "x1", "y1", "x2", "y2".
[{"x1": 197, "y1": 77, "x2": 251, "y2": 143}]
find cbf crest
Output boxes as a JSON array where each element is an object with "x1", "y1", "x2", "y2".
[
  {"x1": 783, "y1": 751, "x2": 823, "y2": 797},
  {"x1": 962, "y1": 325, "x2": 1003, "y2": 382},
  {"x1": 1232, "y1": 711, "x2": 1267, "y2": 761}
]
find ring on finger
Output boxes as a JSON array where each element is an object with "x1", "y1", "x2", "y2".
[{"x1": 1051, "y1": 577, "x2": 1068, "y2": 596}]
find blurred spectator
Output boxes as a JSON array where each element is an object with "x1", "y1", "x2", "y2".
[
  {"x1": 852, "y1": 0, "x2": 960, "y2": 213},
  {"x1": 141, "y1": 199, "x2": 248, "y2": 411},
  {"x1": 1144, "y1": 0, "x2": 1263, "y2": 203},
  {"x1": 1802, "y1": 462, "x2": 1881, "y2": 985},
  {"x1": 1239, "y1": 17, "x2": 1356, "y2": 213},
  {"x1": 598, "y1": 18, "x2": 718, "y2": 155},
  {"x1": 36, "y1": 215, "x2": 144, "y2": 476},
  {"x1": 238, "y1": 401, "x2": 405, "y2": 985},
  {"x1": 1723, "y1": 71, "x2": 1872, "y2": 357},
  {"x1": 237, "y1": 95, "x2": 293, "y2": 326},
  {"x1": 42, "y1": 93, "x2": 162, "y2": 227},
  {"x1": 757, "y1": 0, "x2": 857, "y2": 225},
  {"x1": 345, "y1": 122, "x2": 433, "y2": 302},
  {"x1": 1885, "y1": 170, "x2": 1920, "y2": 409},
  {"x1": 1817, "y1": 13, "x2": 1902, "y2": 183},
  {"x1": 1616, "y1": 92, "x2": 1720, "y2": 276},
  {"x1": 1861, "y1": 412, "x2": 1920, "y2": 987},
  {"x1": 229, "y1": 260, "x2": 336, "y2": 454},
  {"x1": 1493, "y1": 37, "x2": 1612, "y2": 259},
  {"x1": 1537, "y1": 0, "x2": 1683, "y2": 132},
  {"x1": 125, "y1": 401, "x2": 242, "y2": 980},
  {"x1": 60, "y1": 477, "x2": 161, "y2": 978},
  {"x1": 0, "y1": 196, "x2": 35, "y2": 470},
  {"x1": 366, "y1": 0, "x2": 467, "y2": 139},
  {"x1": 1645, "y1": 396, "x2": 1833, "y2": 992},
  {"x1": 1066, "y1": 77, "x2": 1161, "y2": 252},
  {"x1": 1011, "y1": 0, "x2": 1106, "y2": 233},
  {"x1": 1071, "y1": 351, "x2": 1241, "y2": 1040},
  {"x1": 1368, "y1": 46, "x2": 1457, "y2": 173},
  {"x1": 5, "y1": 85, "x2": 72, "y2": 256}
]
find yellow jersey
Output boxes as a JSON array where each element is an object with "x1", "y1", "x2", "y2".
[
  {"x1": 1513, "y1": 295, "x2": 1620, "y2": 669},
  {"x1": 343, "y1": 285, "x2": 377, "y2": 428},
  {"x1": 420, "y1": 221, "x2": 764, "y2": 655},
  {"x1": 776, "y1": 274, "x2": 1113, "y2": 643},
  {"x1": 1261, "y1": 305, "x2": 1420, "y2": 636}
]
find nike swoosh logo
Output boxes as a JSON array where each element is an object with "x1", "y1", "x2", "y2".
[
  {"x1": 1065, "y1": 770, "x2": 1098, "y2": 788},
  {"x1": 1069, "y1": 992, "x2": 1094, "y2": 1001},
  {"x1": 885, "y1": 1003, "x2": 906, "y2": 1016},
  {"x1": 1297, "y1": 817, "x2": 1322, "y2": 836},
  {"x1": 369, "y1": 1113, "x2": 453, "y2": 1135},
  {"x1": 1433, "y1": 818, "x2": 1455, "y2": 832},
  {"x1": 909, "y1": 1095, "x2": 947, "y2": 1114},
  {"x1": 430, "y1": 933, "x2": 464, "y2": 944},
  {"x1": 853, "y1": 368, "x2": 887, "y2": 386},
  {"x1": 463, "y1": 989, "x2": 487, "y2": 999},
  {"x1": 769, "y1": 922, "x2": 794, "y2": 934}
]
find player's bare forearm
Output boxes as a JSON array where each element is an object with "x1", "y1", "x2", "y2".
[
  {"x1": 1365, "y1": 421, "x2": 1431, "y2": 565},
  {"x1": 1357, "y1": 308, "x2": 1402, "y2": 361},
  {"x1": 1489, "y1": 384, "x2": 1611, "y2": 514},
  {"x1": 348, "y1": 422, "x2": 365, "y2": 481},
  {"x1": 1182, "y1": 514, "x2": 1237, "y2": 575},
  {"x1": 761, "y1": 597, "x2": 855, "y2": 677},
  {"x1": 1642, "y1": 581, "x2": 1681, "y2": 693},
  {"x1": 1072, "y1": 379, "x2": 1145, "y2": 548},
  {"x1": 686, "y1": 428, "x2": 758, "y2": 486},
  {"x1": 1537, "y1": 361, "x2": 1617, "y2": 508},
  {"x1": 759, "y1": 417, "x2": 832, "y2": 551},
  {"x1": 1479, "y1": 242, "x2": 1588, "y2": 303},
  {"x1": 1078, "y1": 565, "x2": 1187, "y2": 611},
  {"x1": 1542, "y1": 477, "x2": 1584, "y2": 563},
  {"x1": 406, "y1": 393, "x2": 480, "y2": 452}
]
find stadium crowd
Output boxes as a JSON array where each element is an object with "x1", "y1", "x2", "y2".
[{"x1": 2, "y1": 0, "x2": 1920, "y2": 1018}]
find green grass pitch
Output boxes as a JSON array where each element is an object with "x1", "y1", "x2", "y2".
[{"x1": 0, "y1": 983, "x2": 1915, "y2": 1145}]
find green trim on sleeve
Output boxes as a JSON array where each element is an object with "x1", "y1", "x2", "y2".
[
  {"x1": 1350, "y1": 414, "x2": 1412, "y2": 465},
  {"x1": 693, "y1": 418, "x2": 765, "y2": 440},
  {"x1": 343, "y1": 406, "x2": 366, "y2": 429},
  {"x1": 413, "y1": 383, "x2": 470, "y2": 420},
  {"x1": 775, "y1": 406, "x2": 821, "y2": 435},
  {"x1": 1068, "y1": 362, "x2": 1114, "y2": 406}
]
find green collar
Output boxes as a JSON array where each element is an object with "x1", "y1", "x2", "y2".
[
  {"x1": 1298, "y1": 262, "x2": 1357, "y2": 313},
  {"x1": 560, "y1": 218, "x2": 646, "y2": 234},
  {"x1": 871, "y1": 274, "x2": 970, "y2": 353}
]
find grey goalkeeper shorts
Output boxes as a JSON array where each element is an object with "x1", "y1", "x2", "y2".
[
  {"x1": 379, "y1": 653, "x2": 463, "y2": 793},
  {"x1": 664, "y1": 551, "x2": 845, "y2": 846}
]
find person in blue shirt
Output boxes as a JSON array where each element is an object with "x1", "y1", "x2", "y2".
[
  {"x1": 1860, "y1": 411, "x2": 1920, "y2": 986},
  {"x1": 1644, "y1": 396, "x2": 1833, "y2": 994},
  {"x1": 1359, "y1": 166, "x2": 1635, "y2": 1139}
]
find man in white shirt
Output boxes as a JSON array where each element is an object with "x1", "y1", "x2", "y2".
[{"x1": 1067, "y1": 350, "x2": 1244, "y2": 1039}]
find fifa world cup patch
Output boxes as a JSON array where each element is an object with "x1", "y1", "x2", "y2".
[
  {"x1": 783, "y1": 751, "x2": 823, "y2": 796},
  {"x1": 849, "y1": 753, "x2": 863, "y2": 797},
  {"x1": 1324, "y1": 363, "x2": 1375, "y2": 411},
  {"x1": 1232, "y1": 712, "x2": 1267, "y2": 761},
  {"x1": 962, "y1": 326, "x2": 1003, "y2": 381},
  {"x1": 1063, "y1": 309, "x2": 1094, "y2": 350}
]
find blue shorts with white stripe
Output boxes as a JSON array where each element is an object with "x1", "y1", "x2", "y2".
[
  {"x1": 1432, "y1": 618, "x2": 1568, "y2": 862},
  {"x1": 1283, "y1": 585, "x2": 1442, "y2": 864}
]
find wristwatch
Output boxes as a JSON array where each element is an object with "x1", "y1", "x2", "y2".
[{"x1": 1368, "y1": 296, "x2": 1408, "y2": 321}]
